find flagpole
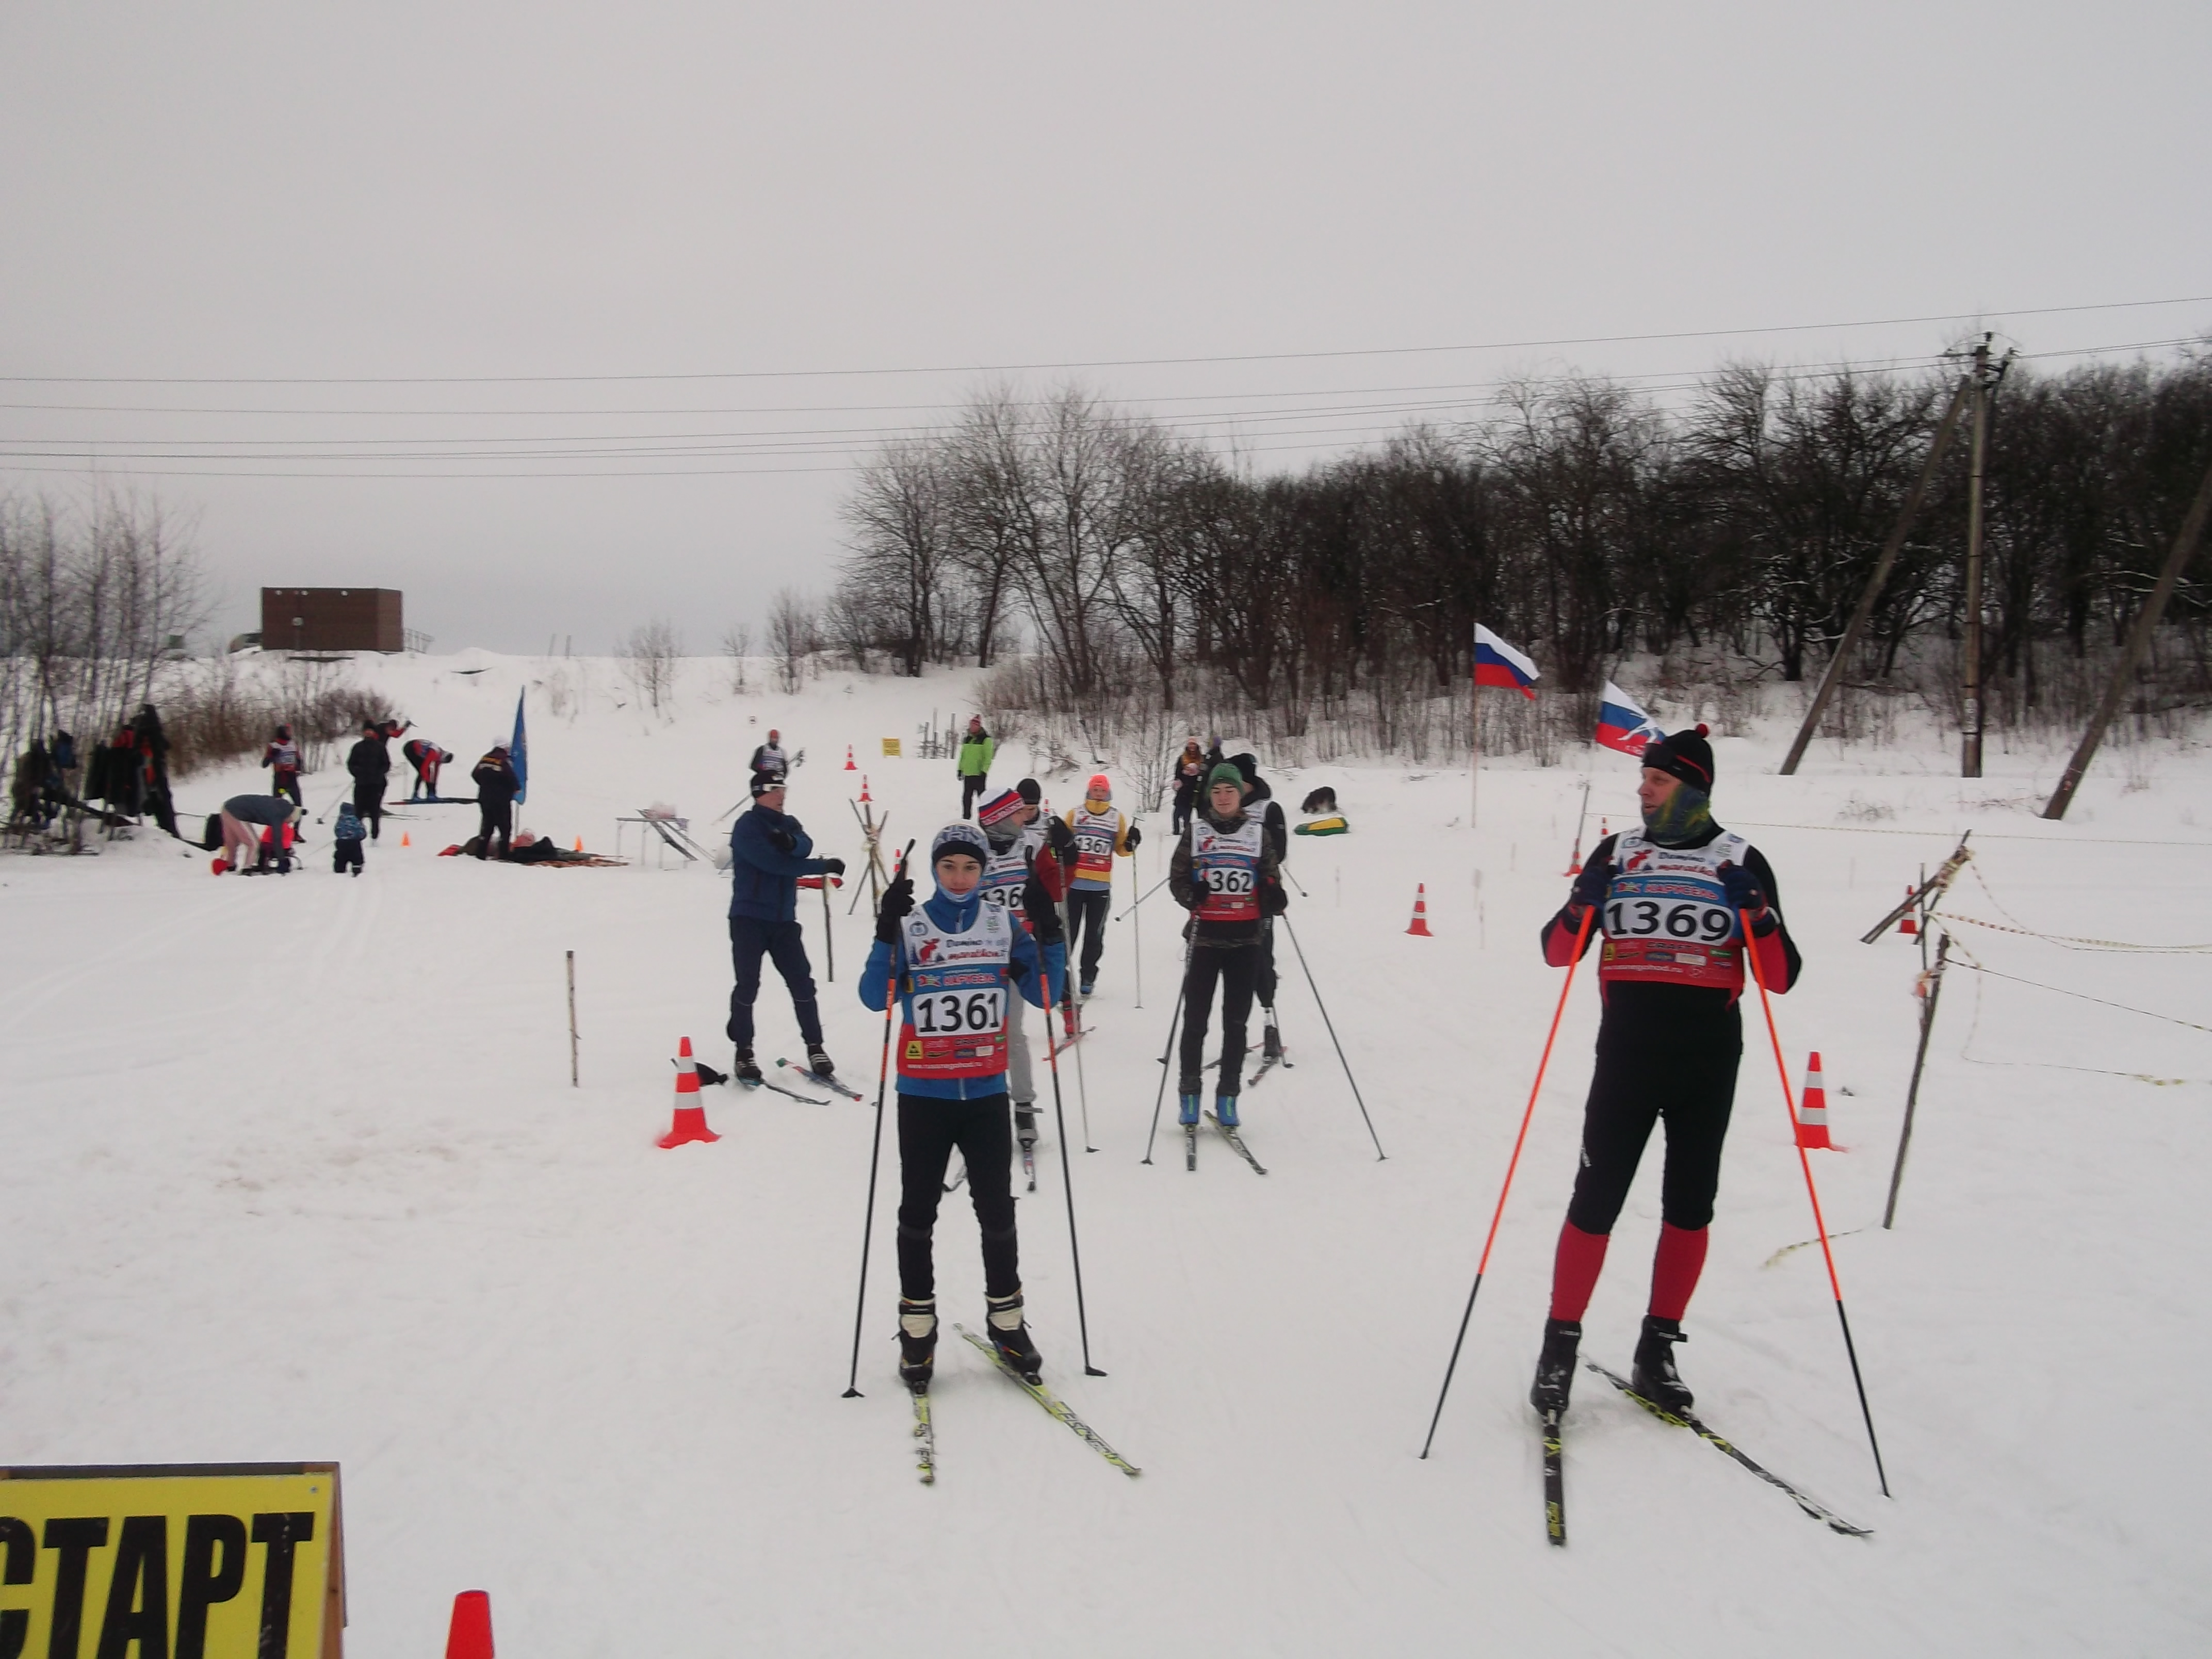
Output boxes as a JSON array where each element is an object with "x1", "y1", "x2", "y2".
[{"x1": 1469, "y1": 660, "x2": 1479, "y2": 829}]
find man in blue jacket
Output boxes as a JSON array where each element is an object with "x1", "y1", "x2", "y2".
[
  {"x1": 726, "y1": 772, "x2": 845, "y2": 1083},
  {"x1": 860, "y1": 821, "x2": 1065, "y2": 1393}
]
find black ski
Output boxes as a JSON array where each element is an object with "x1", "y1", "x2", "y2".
[
  {"x1": 953, "y1": 1325, "x2": 1141, "y2": 1477},
  {"x1": 778, "y1": 1059, "x2": 864, "y2": 1101},
  {"x1": 1541, "y1": 1408, "x2": 1566, "y2": 1547},
  {"x1": 1584, "y1": 1361, "x2": 1872, "y2": 1537},
  {"x1": 1203, "y1": 1111, "x2": 1268, "y2": 1175},
  {"x1": 697, "y1": 1059, "x2": 829, "y2": 1105}
]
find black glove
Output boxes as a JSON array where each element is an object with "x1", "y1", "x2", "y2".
[
  {"x1": 1045, "y1": 817, "x2": 1076, "y2": 858},
  {"x1": 821, "y1": 857, "x2": 846, "y2": 879},
  {"x1": 1023, "y1": 873, "x2": 1064, "y2": 941},
  {"x1": 1569, "y1": 856, "x2": 1611, "y2": 915},
  {"x1": 1718, "y1": 861, "x2": 1767, "y2": 917},
  {"x1": 1260, "y1": 875, "x2": 1288, "y2": 916},
  {"x1": 875, "y1": 874, "x2": 915, "y2": 944},
  {"x1": 1125, "y1": 822, "x2": 1142, "y2": 851},
  {"x1": 767, "y1": 825, "x2": 796, "y2": 853}
]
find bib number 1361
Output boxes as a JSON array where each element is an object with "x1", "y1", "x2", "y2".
[
  {"x1": 1605, "y1": 898, "x2": 1732, "y2": 943},
  {"x1": 914, "y1": 989, "x2": 1005, "y2": 1034}
]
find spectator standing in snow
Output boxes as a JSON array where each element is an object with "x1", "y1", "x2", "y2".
[
  {"x1": 332, "y1": 802, "x2": 367, "y2": 875},
  {"x1": 262, "y1": 725, "x2": 304, "y2": 810},
  {"x1": 402, "y1": 737, "x2": 454, "y2": 801},
  {"x1": 748, "y1": 728, "x2": 789, "y2": 784},
  {"x1": 347, "y1": 720, "x2": 392, "y2": 840},
  {"x1": 1170, "y1": 738, "x2": 1206, "y2": 834},
  {"x1": 954, "y1": 716, "x2": 995, "y2": 820},
  {"x1": 724, "y1": 771, "x2": 845, "y2": 1082},
  {"x1": 470, "y1": 741, "x2": 520, "y2": 860}
]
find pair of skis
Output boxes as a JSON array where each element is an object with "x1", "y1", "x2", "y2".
[
  {"x1": 1538, "y1": 1360, "x2": 1872, "y2": 1546},
  {"x1": 907, "y1": 1328, "x2": 1142, "y2": 1485},
  {"x1": 1191, "y1": 1111, "x2": 1267, "y2": 1175}
]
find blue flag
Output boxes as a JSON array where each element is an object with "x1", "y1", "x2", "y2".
[{"x1": 510, "y1": 689, "x2": 528, "y2": 804}]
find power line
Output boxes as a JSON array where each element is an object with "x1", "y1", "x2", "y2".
[{"x1": 4, "y1": 295, "x2": 2206, "y2": 386}]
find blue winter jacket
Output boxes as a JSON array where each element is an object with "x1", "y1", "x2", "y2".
[
  {"x1": 727, "y1": 805, "x2": 832, "y2": 922},
  {"x1": 859, "y1": 888, "x2": 1065, "y2": 1100}
]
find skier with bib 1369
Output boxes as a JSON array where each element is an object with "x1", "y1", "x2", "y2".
[
  {"x1": 1526, "y1": 724, "x2": 1800, "y2": 1421},
  {"x1": 861, "y1": 822, "x2": 1066, "y2": 1392}
]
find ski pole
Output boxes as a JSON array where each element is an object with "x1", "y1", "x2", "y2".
[
  {"x1": 1420, "y1": 905, "x2": 1593, "y2": 1459},
  {"x1": 1060, "y1": 889, "x2": 1094, "y2": 1151},
  {"x1": 1141, "y1": 919, "x2": 1198, "y2": 1165},
  {"x1": 842, "y1": 840, "x2": 915, "y2": 1399},
  {"x1": 1279, "y1": 913, "x2": 1385, "y2": 1160},
  {"x1": 821, "y1": 865, "x2": 835, "y2": 983},
  {"x1": 1742, "y1": 905, "x2": 1892, "y2": 1497},
  {"x1": 1038, "y1": 935, "x2": 1107, "y2": 1375},
  {"x1": 1113, "y1": 872, "x2": 1171, "y2": 921}
]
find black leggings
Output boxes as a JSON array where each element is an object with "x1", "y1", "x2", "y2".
[
  {"x1": 476, "y1": 801, "x2": 512, "y2": 859},
  {"x1": 1566, "y1": 1007, "x2": 1743, "y2": 1234},
  {"x1": 897, "y1": 1091, "x2": 1019, "y2": 1302},
  {"x1": 1067, "y1": 889, "x2": 1110, "y2": 984},
  {"x1": 1178, "y1": 943, "x2": 1260, "y2": 1093}
]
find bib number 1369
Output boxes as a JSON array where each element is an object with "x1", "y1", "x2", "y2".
[
  {"x1": 1605, "y1": 898, "x2": 1732, "y2": 943},
  {"x1": 914, "y1": 989, "x2": 1005, "y2": 1034}
]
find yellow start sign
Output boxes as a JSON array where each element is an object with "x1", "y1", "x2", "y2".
[
  {"x1": 881, "y1": 738, "x2": 902, "y2": 757},
  {"x1": 0, "y1": 1463, "x2": 344, "y2": 1659}
]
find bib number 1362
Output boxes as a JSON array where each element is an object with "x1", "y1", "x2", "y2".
[
  {"x1": 914, "y1": 989, "x2": 1005, "y2": 1034},
  {"x1": 1605, "y1": 898, "x2": 1732, "y2": 943}
]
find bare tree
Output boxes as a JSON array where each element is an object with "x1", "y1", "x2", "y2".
[
  {"x1": 767, "y1": 588, "x2": 819, "y2": 694},
  {"x1": 622, "y1": 618, "x2": 682, "y2": 714},
  {"x1": 720, "y1": 621, "x2": 753, "y2": 694}
]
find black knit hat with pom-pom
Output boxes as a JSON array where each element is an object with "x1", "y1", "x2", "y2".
[{"x1": 1643, "y1": 724, "x2": 1715, "y2": 791}]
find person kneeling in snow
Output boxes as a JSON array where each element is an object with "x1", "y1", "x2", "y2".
[
  {"x1": 1526, "y1": 725, "x2": 1800, "y2": 1422},
  {"x1": 861, "y1": 822, "x2": 1065, "y2": 1393}
]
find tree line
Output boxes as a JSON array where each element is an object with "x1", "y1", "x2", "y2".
[{"x1": 832, "y1": 350, "x2": 2212, "y2": 755}]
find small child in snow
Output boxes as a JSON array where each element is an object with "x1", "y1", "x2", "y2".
[{"x1": 332, "y1": 802, "x2": 367, "y2": 876}]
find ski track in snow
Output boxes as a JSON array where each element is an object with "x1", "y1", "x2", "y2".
[{"x1": 4, "y1": 649, "x2": 2209, "y2": 1656}]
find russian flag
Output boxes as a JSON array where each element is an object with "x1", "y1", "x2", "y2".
[
  {"x1": 1473, "y1": 625, "x2": 1539, "y2": 699},
  {"x1": 1595, "y1": 680, "x2": 1665, "y2": 756}
]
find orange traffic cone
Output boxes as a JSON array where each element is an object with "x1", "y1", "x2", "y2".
[
  {"x1": 1899, "y1": 887, "x2": 1918, "y2": 936},
  {"x1": 573, "y1": 835, "x2": 583, "y2": 852},
  {"x1": 445, "y1": 1590, "x2": 494, "y2": 1659},
  {"x1": 657, "y1": 1037, "x2": 720, "y2": 1149},
  {"x1": 1563, "y1": 849, "x2": 1582, "y2": 876},
  {"x1": 859, "y1": 774, "x2": 872, "y2": 804},
  {"x1": 845, "y1": 745, "x2": 857, "y2": 770},
  {"x1": 400, "y1": 832, "x2": 411, "y2": 848},
  {"x1": 1405, "y1": 883, "x2": 1434, "y2": 937},
  {"x1": 1796, "y1": 1051, "x2": 1834, "y2": 1150}
]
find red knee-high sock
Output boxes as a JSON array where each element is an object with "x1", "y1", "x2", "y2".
[
  {"x1": 1648, "y1": 1223, "x2": 1710, "y2": 1321},
  {"x1": 1548, "y1": 1222, "x2": 1610, "y2": 1322}
]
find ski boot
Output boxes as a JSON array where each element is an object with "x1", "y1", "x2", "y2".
[
  {"x1": 1529, "y1": 1318, "x2": 1582, "y2": 1417},
  {"x1": 1079, "y1": 980, "x2": 1095, "y2": 1000},
  {"x1": 985, "y1": 1292, "x2": 1043, "y2": 1383},
  {"x1": 1178, "y1": 1092, "x2": 1201, "y2": 1127},
  {"x1": 806, "y1": 1045, "x2": 836, "y2": 1078},
  {"x1": 733, "y1": 1048, "x2": 764, "y2": 1085},
  {"x1": 898, "y1": 1298, "x2": 938, "y2": 1394},
  {"x1": 1215, "y1": 1095, "x2": 1240, "y2": 1129},
  {"x1": 1014, "y1": 1104, "x2": 1038, "y2": 1150},
  {"x1": 1262, "y1": 1015, "x2": 1282, "y2": 1061},
  {"x1": 1632, "y1": 1315, "x2": 1693, "y2": 1413}
]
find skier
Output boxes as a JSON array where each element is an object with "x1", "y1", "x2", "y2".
[
  {"x1": 331, "y1": 801, "x2": 367, "y2": 875},
  {"x1": 1228, "y1": 752, "x2": 1290, "y2": 1061},
  {"x1": 1061, "y1": 774, "x2": 1138, "y2": 1005},
  {"x1": 1170, "y1": 738, "x2": 1206, "y2": 834},
  {"x1": 748, "y1": 728, "x2": 788, "y2": 783},
  {"x1": 470, "y1": 740, "x2": 520, "y2": 860},
  {"x1": 954, "y1": 715, "x2": 995, "y2": 820},
  {"x1": 403, "y1": 737, "x2": 453, "y2": 801},
  {"x1": 976, "y1": 786, "x2": 1075, "y2": 1160},
  {"x1": 1168, "y1": 763, "x2": 1286, "y2": 1130},
  {"x1": 1526, "y1": 725, "x2": 1801, "y2": 1420},
  {"x1": 261, "y1": 725, "x2": 303, "y2": 811},
  {"x1": 860, "y1": 821, "x2": 1065, "y2": 1391},
  {"x1": 723, "y1": 771, "x2": 845, "y2": 1083},
  {"x1": 347, "y1": 720, "x2": 392, "y2": 841}
]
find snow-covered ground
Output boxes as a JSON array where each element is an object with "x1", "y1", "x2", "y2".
[{"x1": 6, "y1": 651, "x2": 2210, "y2": 1656}]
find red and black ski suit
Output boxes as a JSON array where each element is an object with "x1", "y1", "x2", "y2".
[{"x1": 1537, "y1": 824, "x2": 1800, "y2": 1324}]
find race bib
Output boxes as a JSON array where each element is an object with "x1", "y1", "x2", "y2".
[{"x1": 1598, "y1": 831, "x2": 1750, "y2": 990}]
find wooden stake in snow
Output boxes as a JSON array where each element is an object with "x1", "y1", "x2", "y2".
[{"x1": 566, "y1": 950, "x2": 579, "y2": 1086}]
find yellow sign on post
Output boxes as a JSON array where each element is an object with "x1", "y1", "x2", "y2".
[
  {"x1": 0, "y1": 1463, "x2": 344, "y2": 1659},
  {"x1": 881, "y1": 738, "x2": 902, "y2": 757}
]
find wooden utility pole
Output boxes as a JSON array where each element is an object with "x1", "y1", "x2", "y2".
[
  {"x1": 1960, "y1": 336, "x2": 1994, "y2": 777},
  {"x1": 1779, "y1": 373, "x2": 1974, "y2": 775},
  {"x1": 2042, "y1": 450, "x2": 2212, "y2": 819}
]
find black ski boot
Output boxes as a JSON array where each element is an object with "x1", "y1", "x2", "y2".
[
  {"x1": 806, "y1": 1045, "x2": 836, "y2": 1078},
  {"x1": 1014, "y1": 1104, "x2": 1038, "y2": 1150},
  {"x1": 1632, "y1": 1315, "x2": 1693, "y2": 1414},
  {"x1": 734, "y1": 1048, "x2": 764, "y2": 1085},
  {"x1": 1529, "y1": 1318, "x2": 1582, "y2": 1417},
  {"x1": 898, "y1": 1298, "x2": 938, "y2": 1394},
  {"x1": 1262, "y1": 1013, "x2": 1282, "y2": 1061},
  {"x1": 985, "y1": 1292, "x2": 1043, "y2": 1382}
]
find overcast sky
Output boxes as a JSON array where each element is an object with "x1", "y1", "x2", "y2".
[{"x1": 4, "y1": 3, "x2": 2207, "y2": 654}]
